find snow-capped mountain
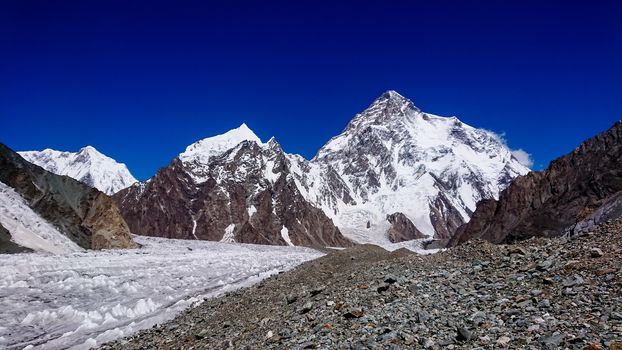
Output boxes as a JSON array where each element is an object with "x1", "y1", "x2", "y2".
[
  {"x1": 0, "y1": 143, "x2": 136, "y2": 252},
  {"x1": 114, "y1": 91, "x2": 529, "y2": 246},
  {"x1": 114, "y1": 124, "x2": 352, "y2": 247},
  {"x1": 19, "y1": 146, "x2": 137, "y2": 195},
  {"x1": 297, "y1": 91, "x2": 529, "y2": 243}
]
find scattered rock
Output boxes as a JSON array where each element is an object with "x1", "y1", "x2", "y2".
[
  {"x1": 343, "y1": 307, "x2": 364, "y2": 319},
  {"x1": 99, "y1": 218, "x2": 622, "y2": 350},
  {"x1": 456, "y1": 326, "x2": 473, "y2": 342},
  {"x1": 590, "y1": 247, "x2": 604, "y2": 258},
  {"x1": 537, "y1": 259, "x2": 554, "y2": 271},
  {"x1": 298, "y1": 302, "x2": 313, "y2": 314},
  {"x1": 383, "y1": 275, "x2": 398, "y2": 284},
  {"x1": 496, "y1": 336, "x2": 511, "y2": 346},
  {"x1": 508, "y1": 246, "x2": 528, "y2": 255}
]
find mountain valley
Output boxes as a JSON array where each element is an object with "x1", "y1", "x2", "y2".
[{"x1": 1, "y1": 91, "x2": 621, "y2": 350}]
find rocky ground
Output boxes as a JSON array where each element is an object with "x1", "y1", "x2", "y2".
[{"x1": 100, "y1": 219, "x2": 622, "y2": 350}]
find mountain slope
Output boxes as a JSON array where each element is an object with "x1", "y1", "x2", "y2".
[
  {"x1": 114, "y1": 125, "x2": 352, "y2": 248},
  {"x1": 0, "y1": 222, "x2": 32, "y2": 254},
  {"x1": 19, "y1": 146, "x2": 137, "y2": 195},
  {"x1": 116, "y1": 91, "x2": 529, "y2": 246},
  {"x1": 0, "y1": 181, "x2": 82, "y2": 254},
  {"x1": 450, "y1": 120, "x2": 622, "y2": 245},
  {"x1": 298, "y1": 91, "x2": 529, "y2": 243},
  {"x1": 0, "y1": 143, "x2": 137, "y2": 251}
]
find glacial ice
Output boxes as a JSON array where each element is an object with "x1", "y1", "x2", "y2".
[{"x1": 0, "y1": 235, "x2": 322, "y2": 349}]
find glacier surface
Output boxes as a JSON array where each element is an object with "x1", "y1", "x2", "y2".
[{"x1": 0, "y1": 236, "x2": 322, "y2": 349}]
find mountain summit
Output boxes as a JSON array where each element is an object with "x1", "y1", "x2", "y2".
[
  {"x1": 19, "y1": 146, "x2": 137, "y2": 195},
  {"x1": 303, "y1": 91, "x2": 530, "y2": 243},
  {"x1": 114, "y1": 124, "x2": 352, "y2": 247},
  {"x1": 113, "y1": 91, "x2": 529, "y2": 246}
]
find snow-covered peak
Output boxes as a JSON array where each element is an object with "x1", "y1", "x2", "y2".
[
  {"x1": 80, "y1": 145, "x2": 97, "y2": 153},
  {"x1": 315, "y1": 91, "x2": 423, "y2": 158},
  {"x1": 376, "y1": 90, "x2": 419, "y2": 109},
  {"x1": 18, "y1": 146, "x2": 137, "y2": 195},
  {"x1": 179, "y1": 123, "x2": 263, "y2": 165},
  {"x1": 360, "y1": 90, "x2": 420, "y2": 119},
  {"x1": 305, "y1": 91, "x2": 530, "y2": 242}
]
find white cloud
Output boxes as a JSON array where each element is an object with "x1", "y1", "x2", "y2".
[
  {"x1": 511, "y1": 149, "x2": 533, "y2": 168},
  {"x1": 481, "y1": 129, "x2": 533, "y2": 169}
]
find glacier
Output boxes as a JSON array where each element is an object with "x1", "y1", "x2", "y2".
[{"x1": 0, "y1": 236, "x2": 321, "y2": 349}]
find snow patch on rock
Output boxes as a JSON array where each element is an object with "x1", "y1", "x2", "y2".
[
  {"x1": 220, "y1": 224, "x2": 236, "y2": 243},
  {"x1": 280, "y1": 226, "x2": 294, "y2": 246},
  {"x1": 0, "y1": 181, "x2": 83, "y2": 254}
]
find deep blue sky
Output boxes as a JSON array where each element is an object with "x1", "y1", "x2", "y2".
[{"x1": 1, "y1": 0, "x2": 621, "y2": 180}]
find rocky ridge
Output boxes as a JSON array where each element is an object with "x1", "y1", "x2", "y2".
[
  {"x1": 101, "y1": 217, "x2": 621, "y2": 350},
  {"x1": 451, "y1": 120, "x2": 622, "y2": 246},
  {"x1": 114, "y1": 91, "x2": 529, "y2": 246},
  {"x1": 0, "y1": 143, "x2": 136, "y2": 250},
  {"x1": 114, "y1": 126, "x2": 352, "y2": 247}
]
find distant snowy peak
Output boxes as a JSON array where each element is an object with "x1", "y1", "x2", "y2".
[
  {"x1": 179, "y1": 123, "x2": 263, "y2": 165},
  {"x1": 19, "y1": 146, "x2": 137, "y2": 195}
]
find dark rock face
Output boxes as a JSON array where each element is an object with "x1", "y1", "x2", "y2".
[
  {"x1": 450, "y1": 120, "x2": 622, "y2": 245},
  {"x1": 0, "y1": 143, "x2": 136, "y2": 250},
  {"x1": 429, "y1": 191, "x2": 469, "y2": 239},
  {"x1": 569, "y1": 191, "x2": 622, "y2": 235},
  {"x1": 114, "y1": 140, "x2": 353, "y2": 248},
  {"x1": 385, "y1": 212, "x2": 425, "y2": 243}
]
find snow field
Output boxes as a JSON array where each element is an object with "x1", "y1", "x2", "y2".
[{"x1": 0, "y1": 235, "x2": 322, "y2": 350}]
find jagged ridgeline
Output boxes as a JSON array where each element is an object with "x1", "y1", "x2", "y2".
[
  {"x1": 19, "y1": 146, "x2": 137, "y2": 195},
  {"x1": 113, "y1": 91, "x2": 529, "y2": 246}
]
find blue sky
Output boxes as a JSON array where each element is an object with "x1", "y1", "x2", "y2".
[{"x1": 1, "y1": 0, "x2": 621, "y2": 180}]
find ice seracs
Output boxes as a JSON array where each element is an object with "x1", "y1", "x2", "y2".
[
  {"x1": 19, "y1": 146, "x2": 137, "y2": 195},
  {"x1": 0, "y1": 236, "x2": 321, "y2": 349}
]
